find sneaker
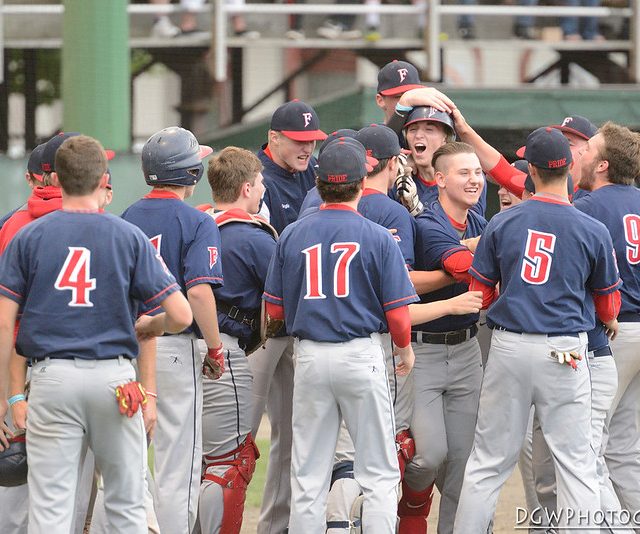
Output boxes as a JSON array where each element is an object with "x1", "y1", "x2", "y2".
[
  {"x1": 285, "y1": 29, "x2": 305, "y2": 40},
  {"x1": 151, "y1": 16, "x2": 181, "y2": 38},
  {"x1": 365, "y1": 26, "x2": 381, "y2": 42},
  {"x1": 513, "y1": 24, "x2": 535, "y2": 40},
  {"x1": 317, "y1": 21, "x2": 361, "y2": 40}
]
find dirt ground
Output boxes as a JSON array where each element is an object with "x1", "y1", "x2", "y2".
[{"x1": 241, "y1": 419, "x2": 527, "y2": 533}]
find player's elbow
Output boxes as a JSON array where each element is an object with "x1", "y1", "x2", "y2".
[{"x1": 186, "y1": 283, "x2": 214, "y2": 306}]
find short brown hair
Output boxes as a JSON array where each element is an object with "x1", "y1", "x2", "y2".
[
  {"x1": 369, "y1": 157, "x2": 391, "y2": 177},
  {"x1": 55, "y1": 136, "x2": 108, "y2": 195},
  {"x1": 207, "y1": 147, "x2": 263, "y2": 203},
  {"x1": 432, "y1": 142, "x2": 475, "y2": 172},
  {"x1": 316, "y1": 176, "x2": 362, "y2": 203},
  {"x1": 533, "y1": 165, "x2": 569, "y2": 184},
  {"x1": 599, "y1": 122, "x2": 640, "y2": 186}
]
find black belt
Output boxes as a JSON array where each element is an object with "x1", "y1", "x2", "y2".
[
  {"x1": 411, "y1": 324, "x2": 478, "y2": 346},
  {"x1": 591, "y1": 346, "x2": 613, "y2": 357},
  {"x1": 217, "y1": 300, "x2": 259, "y2": 331},
  {"x1": 618, "y1": 312, "x2": 640, "y2": 323}
]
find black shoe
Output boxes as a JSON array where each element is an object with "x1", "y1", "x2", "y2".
[
  {"x1": 457, "y1": 25, "x2": 476, "y2": 40},
  {"x1": 513, "y1": 24, "x2": 535, "y2": 40}
]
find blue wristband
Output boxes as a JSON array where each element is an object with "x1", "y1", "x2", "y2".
[
  {"x1": 8, "y1": 394, "x2": 26, "y2": 406},
  {"x1": 395, "y1": 103, "x2": 413, "y2": 113}
]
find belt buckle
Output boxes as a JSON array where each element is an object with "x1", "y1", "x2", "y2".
[
  {"x1": 445, "y1": 330, "x2": 462, "y2": 345},
  {"x1": 228, "y1": 306, "x2": 240, "y2": 320}
]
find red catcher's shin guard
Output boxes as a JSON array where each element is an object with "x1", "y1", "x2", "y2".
[
  {"x1": 397, "y1": 481, "x2": 434, "y2": 534},
  {"x1": 396, "y1": 429, "x2": 416, "y2": 480}
]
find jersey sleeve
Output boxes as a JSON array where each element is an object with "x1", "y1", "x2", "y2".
[
  {"x1": 262, "y1": 240, "x2": 284, "y2": 306},
  {"x1": 586, "y1": 230, "x2": 622, "y2": 296},
  {"x1": 183, "y1": 216, "x2": 224, "y2": 290},
  {"x1": 469, "y1": 224, "x2": 499, "y2": 288},
  {"x1": 130, "y1": 231, "x2": 180, "y2": 309},
  {"x1": 0, "y1": 235, "x2": 27, "y2": 305},
  {"x1": 487, "y1": 155, "x2": 526, "y2": 199},
  {"x1": 417, "y1": 218, "x2": 468, "y2": 271},
  {"x1": 250, "y1": 230, "x2": 278, "y2": 287},
  {"x1": 380, "y1": 232, "x2": 419, "y2": 312}
]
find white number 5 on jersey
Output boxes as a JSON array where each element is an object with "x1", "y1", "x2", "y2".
[
  {"x1": 54, "y1": 247, "x2": 96, "y2": 307},
  {"x1": 521, "y1": 230, "x2": 556, "y2": 285}
]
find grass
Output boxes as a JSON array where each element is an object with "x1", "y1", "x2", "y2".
[{"x1": 246, "y1": 437, "x2": 270, "y2": 508}]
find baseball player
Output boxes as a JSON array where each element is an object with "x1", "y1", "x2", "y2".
[
  {"x1": 571, "y1": 122, "x2": 640, "y2": 520},
  {"x1": 0, "y1": 143, "x2": 47, "y2": 231},
  {"x1": 122, "y1": 126, "x2": 225, "y2": 534},
  {"x1": 0, "y1": 134, "x2": 193, "y2": 533},
  {"x1": 454, "y1": 127, "x2": 621, "y2": 533},
  {"x1": 399, "y1": 141, "x2": 486, "y2": 534},
  {"x1": 397, "y1": 106, "x2": 488, "y2": 218},
  {"x1": 197, "y1": 146, "x2": 276, "y2": 534},
  {"x1": 263, "y1": 137, "x2": 419, "y2": 534},
  {"x1": 252, "y1": 99, "x2": 327, "y2": 534}
]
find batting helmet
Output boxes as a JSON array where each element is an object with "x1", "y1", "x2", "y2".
[
  {"x1": 142, "y1": 127, "x2": 213, "y2": 187},
  {"x1": 0, "y1": 432, "x2": 27, "y2": 487},
  {"x1": 403, "y1": 106, "x2": 456, "y2": 142}
]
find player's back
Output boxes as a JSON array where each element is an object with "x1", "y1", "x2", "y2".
[
  {"x1": 574, "y1": 184, "x2": 640, "y2": 317},
  {"x1": 358, "y1": 188, "x2": 416, "y2": 267},
  {"x1": 274, "y1": 206, "x2": 416, "y2": 342},
  {"x1": 4, "y1": 210, "x2": 176, "y2": 359},
  {"x1": 473, "y1": 196, "x2": 619, "y2": 334},
  {"x1": 122, "y1": 192, "x2": 221, "y2": 290}
]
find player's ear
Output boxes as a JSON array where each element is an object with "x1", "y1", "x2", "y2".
[
  {"x1": 598, "y1": 158, "x2": 609, "y2": 174},
  {"x1": 99, "y1": 172, "x2": 109, "y2": 189},
  {"x1": 375, "y1": 93, "x2": 385, "y2": 111},
  {"x1": 268, "y1": 130, "x2": 279, "y2": 146},
  {"x1": 50, "y1": 172, "x2": 61, "y2": 188},
  {"x1": 434, "y1": 170, "x2": 446, "y2": 188}
]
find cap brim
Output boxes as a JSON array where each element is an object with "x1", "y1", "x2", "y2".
[
  {"x1": 105, "y1": 149, "x2": 116, "y2": 161},
  {"x1": 516, "y1": 145, "x2": 526, "y2": 158},
  {"x1": 550, "y1": 125, "x2": 591, "y2": 141},
  {"x1": 198, "y1": 145, "x2": 214, "y2": 159},
  {"x1": 281, "y1": 130, "x2": 328, "y2": 142},
  {"x1": 379, "y1": 84, "x2": 423, "y2": 96},
  {"x1": 365, "y1": 154, "x2": 379, "y2": 173}
]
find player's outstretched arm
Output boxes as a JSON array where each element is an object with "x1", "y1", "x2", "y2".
[
  {"x1": 137, "y1": 337, "x2": 158, "y2": 439},
  {"x1": 409, "y1": 269, "x2": 456, "y2": 295},
  {"x1": 8, "y1": 350, "x2": 28, "y2": 431},
  {"x1": 408, "y1": 291, "x2": 482, "y2": 325},
  {"x1": 0, "y1": 296, "x2": 19, "y2": 449},
  {"x1": 386, "y1": 87, "x2": 456, "y2": 134},
  {"x1": 452, "y1": 109, "x2": 502, "y2": 173}
]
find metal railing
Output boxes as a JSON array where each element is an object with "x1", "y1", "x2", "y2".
[{"x1": 0, "y1": 2, "x2": 636, "y2": 82}]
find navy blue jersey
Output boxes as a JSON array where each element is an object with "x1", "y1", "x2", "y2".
[
  {"x1": 258, "y1": 146, "x2": 318, "y2": 234},
  {"x1": 299, "y1": 186, "x2": 322, "y2": 216},
  {"x1": 359, "y1": 188, "x2": 416, "y2": 268},
  {"x1": 390, "y1": 172, "x2": 487, "y2": 218},
  {"x1": 574, "y1": 184, "x2": 640, "y2": 319},
  {"x1": 263, "y1": 205, "x2": 419, "y2": 342},
  {"x1": 470, "y1": 195, "x2": 621, "y2": 334},
  {"x1": 122, "y1": 190, "x2": 223, "y2": 335},
  {"x1": 210, "y1": 209, "x2": 277, "y2": 345},
  {"x1": 0, "y1": 205, "x2": 23, "y2": 230},
  {"x1": 0, "y1": 210, "x2": 179, "y2": 360},
  {"x1": 571, "y1": 187, "x2": 590, "y2": 202},
  {"x1": 413, "y1": 201, "x2": 487, "y2": 332}
]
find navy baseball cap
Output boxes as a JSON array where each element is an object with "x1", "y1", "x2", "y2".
[
  {"x1": 41, "y1": 132, "x2": 115, "y2": 173},
  {"x1": 551, "y1": 115, "x2": 597, "y2": 141},
  {"x1": 377, "y1": 60, "x2": 423, "y2": 96},
  {"x1": 317, "y1": 138, "x2": 378, "y2": 184},
  {"x1": 356, "y1": 124, "x2": 401, "y2": 160},
  {"x1": 318, "y1": 129, "x2": 358, "y2": 156},
  {"x1": 521, "y1": 127, "x2": 572, "y2": 170},
  {"x1": 270, "y1": 100, "x2": 327, "y2": 142},
  {"x1": 27, "y1": 143, "x2": 46, "y2": 181}
]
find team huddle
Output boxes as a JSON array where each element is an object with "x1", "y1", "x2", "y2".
[{"x1": 0, "y1": 58, "x2": 639, "y2": 534}]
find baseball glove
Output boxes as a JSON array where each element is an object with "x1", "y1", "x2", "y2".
[
  {"x1": 395, "y1": 154, "x2": 424, "y2": 217},
  {"x1": 0, "y1": 431, "x2": 27, "y2": 487}
]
